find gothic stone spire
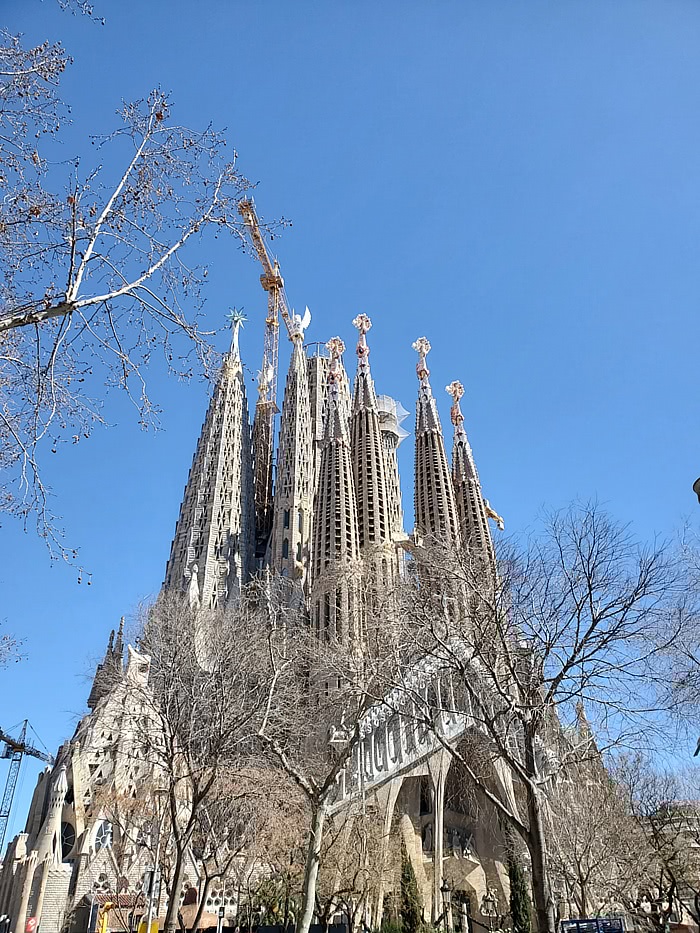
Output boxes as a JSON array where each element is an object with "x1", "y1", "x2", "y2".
[
  {"x1": 310, "y1": 337, "x2": 362, "y2": 642},
  {"x1": 87, "y1": 620, "x2": 125, "y2": 710},
  {"x1": 268, "y1": 310, "x2": 314, "y2": 584},
  {"x1": 164, "y1": 314, "x2": 255, "y2": 609},
  {"x1": 446, "y1": 380, "x2": 495, "y2": 565},
  {"x1": 351, "y1": 315, "x2": 399, "y2": 590},
  {"x1": 413, "y1": 337, "x2": 460, "y2": 546}
]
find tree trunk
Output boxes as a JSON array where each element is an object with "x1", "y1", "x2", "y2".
[
  {"x1": 524, "y1": 731, "x2": 556, "y2": 933},
  {"x1": 164, "y1": 848, "x2": 187, "y2": 933},
  {"x1": 191, "y1": 875, "x2": 212, "y2": 933},
  {"x1": 579, "y1": 880, "x2": 589, "y2": 919},
  {"x1": 297, "y1": 801, "x2": 328, "y2": 933}
]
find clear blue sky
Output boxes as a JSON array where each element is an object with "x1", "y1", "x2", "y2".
[{"x1": 2, "y1": 0, "x2": 699, "y2": 837}]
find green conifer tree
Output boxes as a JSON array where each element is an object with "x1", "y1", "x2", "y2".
[
  {"x1": 508, "y1": 854, "x2": 532, "y2": 933},
  {"x1": 400, "y1": 841, "x2": 423, "y2": 933}
]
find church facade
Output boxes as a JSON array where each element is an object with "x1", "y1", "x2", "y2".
[{"x1": 0, "y1": 308, "x2": 510, "y2": 933}]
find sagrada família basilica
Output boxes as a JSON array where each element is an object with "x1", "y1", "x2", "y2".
[{"x1": 0, "y1": 271, "x2": 514, "y2": 932}]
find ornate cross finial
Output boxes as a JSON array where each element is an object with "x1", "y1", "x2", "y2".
[
  {"x1": 445, "y1": 380, "x2": 465, "y2": 429},
  {"x1": 412, "y1": 336, "x2": 431, "y2": 385},
  {"x1": 226, "y1": 309, "x2": 246, "y2": 358},
  {"x1": 352, "y1": 314, "x2": 372, "y2": 369}
]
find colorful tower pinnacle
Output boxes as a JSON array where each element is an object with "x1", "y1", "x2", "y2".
[
  {"x1": 164, "y1": 313, "x2": 255, "y2": 608},
  {"x1": 309, "y1": 337, "x2": 362, "y2": 642},
  {"x1": 412, "y1": 337, "x2": 461, "y2": 546},
  {"x1": 446, "y1": 380, "x2": 496, "y2": 566},
  {"x1": 350, "y1": 315, "x2": 399, "y2": 589},
  {"x1": 268, "y1": 309, "x2": 314, "y2": 585}
]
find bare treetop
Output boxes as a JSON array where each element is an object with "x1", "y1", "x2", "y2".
[{"x1": 0, "y1": 66, "x2": 255, "y2": 554}]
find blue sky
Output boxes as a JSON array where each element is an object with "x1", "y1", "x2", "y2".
[{"x1": 2, "y1": 0, "x2": 700, "y2": 838}]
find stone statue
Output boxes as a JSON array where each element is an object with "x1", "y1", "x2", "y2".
[
  {"x1": 422, "y1": 823, "x2": 433, "y2": 852},
  {"x1": 187, "y1": 562, "x2": 200, "y2": 611},
  {"x1": 462, "y1": 832, "x2": 475, "y2": 858}
]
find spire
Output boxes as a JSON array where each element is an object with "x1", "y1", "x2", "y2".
[
  {"x1": 446, "y1": 380, "x2": 496, "y2": 566},
  {"x1": 87, "y1": 622, "x2": 125, "y2": 710},
  {"x1": 227, "y1": 307, "x2": 245, "y2": 360},
  {"x1": 306, "y1": 342, "x2": 331, "y2": 489},
  {"x1": 350, "y1": 315, "x2": 399, "y2": 589},
  {"x1": 164, "y1": 313, "x2": 255, "y2": 608},
  {"x1": 412, "y1": 338, "x2": 460, "y2": 546},
  {"x1": 310, "y1": 337, "x2": 361, "y2": 642},
  {"x1": 377, "y1": 395, "x2": 408, "y2": 537},
  {"x1": 268, "y1": 307, "x2": 314, "y2": 585},
  {"x1": 323, "y1": 337, "x2": 352, "y2": 444},
  {"x1": 113, "y1": 617, "x2": 125, "y2": 665}
]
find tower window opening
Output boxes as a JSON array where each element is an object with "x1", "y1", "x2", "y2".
[
  {"x1": 282, "y1": 538, "x2": 289, "y2": 559},
  {"x1": 283, "y1": 509, "x2": 290, "y2": 529}
]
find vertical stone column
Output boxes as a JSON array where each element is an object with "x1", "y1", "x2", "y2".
[
  {"x1": 428, "y1": 751, "x2": 452, "y2": 924},
  {"x1": 372, "y1": 777, "x2": 403, "y2": 928},
  {"x1": 32, "y1": 859, "x2": 51, "y2": 930},
  {"x1": 14, "y1": 852, "x2": 38, "y2": 933}
]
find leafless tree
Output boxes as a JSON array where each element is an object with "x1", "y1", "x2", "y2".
[
  {"x1": 188, "y1": 766, "x2": 307, "y2": 933},
  {"x1": 616, "y1": 756, "x2": 700, "y2": 932},
  {"x1": 378, "y1": 502, "x2": 680, "y2": 933},
  {"x1": 0, "y1": 620, "x2": 22, "y2": 666},
  {"x1": 1, "y1": 20, "x2": 263, "y2": 553},
  {"x1": 132, "y1": 593, "x2": 269, "y2": 933},
  {"x1": 546, "y1": 737, "x2": 648, "y2": 918},
  {"x1": 84, "y1": 784, "x2": 157, "y2": 933},
  {"x1": 253, "y1": 570, "x2": 400, "y2": 933},
  {"x1": 662, "y1": 527, "x2": 700, "y2": 736},
  {"x1": 315, "y1": 804, "x2": 397, "y2": 933}
]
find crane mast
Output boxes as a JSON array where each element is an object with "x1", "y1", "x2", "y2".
[
  {"x1": 237, "y1": 199, "x2": 294, "y2": 560},
  {"x1": 0, "y1": 721, "x2": 54, "y2": 852}
]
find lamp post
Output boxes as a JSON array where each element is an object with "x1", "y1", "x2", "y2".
[
  {"x1": 480, "y1": 890, "x2": 498, "y2": 933},
  {"x1": 144, "y1": 789, "x2": 167, "y2": 933},
  {"x1": 440, "y1": 879, "x2": 453, "y2": 933}
]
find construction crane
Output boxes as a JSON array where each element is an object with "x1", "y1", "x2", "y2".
[
  {"x1": 237, "y1": 198, "x2": 295, "y2": 560},
  {"x1": 0, "y1": 722, "x2": 54, "y2": 852}
]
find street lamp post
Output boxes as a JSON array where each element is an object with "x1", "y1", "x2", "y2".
[
  {"x1": 480, "y1": 890, "x2": 498, "y2": 933},
  {"x1": 440, "y1": 879, "x2": 453, "y2": 933}
]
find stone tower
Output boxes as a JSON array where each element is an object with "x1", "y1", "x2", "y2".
[
  {"x1": 446, "y1": 380, "x2": 496, "y2": 567},
  {"x1": 309, "y1": 337, "x2": 362, "y2": 642},
  {"x1": 412, "y1": 337, "x2": 460, "y2": 546},
  {"x1": 163, "y1": 314, "x2": 255, "y2": 609},
  {"x1": 306, "y1": 342, "x2": 330, "y2": 492},
  {"x1": 377, "y1": 394, "x2": 408, "y2": 538},
  {"x1": 350, "y1": 314, "x2": 400, "y2": 592},
  {"x1": 268, "y1": 311, "x2": 314, "y2": 586}
]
